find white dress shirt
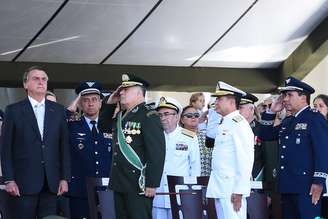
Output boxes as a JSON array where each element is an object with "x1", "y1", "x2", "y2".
[
  {"x1": 206, "y1": 108, "x2": 222, "y2": 139},
  {"x1": 28, "y1": 96, "x2": 45, "y2": 139},
  {"x1": 84, "y1": 116, "x2": 99, "y2": 132}
]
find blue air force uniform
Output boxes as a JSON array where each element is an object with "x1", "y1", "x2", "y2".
[
  {"x1": 260, "y1": 77, "x2": 328, "y2": 219},
  {"x1": 68, "y1": 116, "x2": 112, "y2": 195},
  {"x1": 67, "y1": 81, "x2": 112, "y2": 219}
]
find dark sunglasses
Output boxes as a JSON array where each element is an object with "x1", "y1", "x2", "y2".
[
  {"x1": 263, "y1": 104, "x2": 272, "y2": 108},
  {"x1": 183, "y1": 113, "x2": 200, "y2": 119}
]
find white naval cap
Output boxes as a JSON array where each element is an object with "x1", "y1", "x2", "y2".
[
  {"x1": 211, "y1": 81, "x2": 246, "y2": 97},
  {"x1": 156, "y1": 96, "x2": 182, "y2": 113}
]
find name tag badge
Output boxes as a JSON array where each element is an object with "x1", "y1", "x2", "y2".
[
  {"x1": 103, "y1": 133, "x2": 112, "y2": 139},
  {"x1": 295, "y1": 123, "x2": 307, "y2": 130},
  {"x1": 296, "y1": 138, "x2": 301, "y2": 144},
  {"x1": 176, "y1": 143, "x2": 188, "y2": 151}
]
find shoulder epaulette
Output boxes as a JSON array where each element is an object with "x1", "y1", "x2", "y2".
[
  {"x1": 146, "y1": 110, "x2": 158, "y2": 117},
  {"x1": 232, "y1": 115, "x2": 243, "y2": 123},
  {"x1": 181, "y1": 128, "x2": 196, "y2": 138},
  {"x1": 67, "y1": 112, "x2": 81, "y2": 122},
  {"x1": 144, "y1": 104, "x2": 155, "y2": 110}
]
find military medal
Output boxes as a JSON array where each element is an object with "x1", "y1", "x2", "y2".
[
  {"x1": 78, "y1": 143, "x2": 84, "y2": 150},
  {"x1": 129, "y1": 122, "x2": 136, "y2": 135},
  {"x1": 136, "y1": 123, "x2": 141, "y2": 134},
  {"x1": 272, "y1": 168, "x2": 277, "y2": 178},
  {"x1": 125, "y1": 135, "x2": 132, "y2": 144}
]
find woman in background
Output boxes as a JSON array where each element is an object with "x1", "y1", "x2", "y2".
[
  {"x1": 180, "y1": 105, "x2": 212, "y2": 176},
  {"x1": 313, "y1": 94, "x2": 328, "y2": 120}
]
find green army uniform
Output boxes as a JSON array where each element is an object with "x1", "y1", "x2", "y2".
[
  {"x1": 251, "y1": 120, "x2": 264, "y2": 181},
  {"x1": 99, "y1": 98, "x2": 165, "y2": 218}
]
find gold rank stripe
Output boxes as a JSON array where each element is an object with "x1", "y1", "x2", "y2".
[{"x1": 181, "y1": 128, "x2": 196, "y2": 138}]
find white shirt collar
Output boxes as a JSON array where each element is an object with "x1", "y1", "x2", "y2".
[
  {"x1": 28, "y1": 96, "x2": 45, "y2": 107},
  {"x1": 84, "y1": 116, "x2": 98, "y2": 125},
  {"x1": 165, "y1": 125, "x2": 180, "y2": 138},
  {"x1": 224, "y1": 110, "x2": 240, "y2": 119},
  {"x1": 295, "y1": 105, "x2": 309, "y2": 117}
]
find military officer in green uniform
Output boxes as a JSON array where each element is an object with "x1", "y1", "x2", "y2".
[{"x1": 99, "y1": 73, "x2": 166, "y2": 219}]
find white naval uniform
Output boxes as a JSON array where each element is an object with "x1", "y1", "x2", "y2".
[
  {"x1": 206, "y1": 110, "x2": 254, "y2": 219},
  {"x1": 153, "y1": 126, "x2": 201, "y2": 219}
]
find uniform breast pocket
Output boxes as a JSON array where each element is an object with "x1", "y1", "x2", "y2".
[
  {"x1": 294, "y1": 130, "x2": 309, "y2": 146},
  {"x1": 217, "y1": 133, "x2": 233, "y2": 147},
  {"x1": 174, "y1": 150, "x2": 188, "y2": 157}
]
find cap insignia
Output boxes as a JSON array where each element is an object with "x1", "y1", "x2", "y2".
[
  {"x1": 122, "y1": 74, "x2": 130, "y2": 81},
  {"x1": 86, "y1": 82, "x2": 95, "y2": 87}
]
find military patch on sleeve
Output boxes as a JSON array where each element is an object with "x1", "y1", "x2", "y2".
[
  {"x1": 232, "y1": 115, "x2": 243, "y2": 123},
  {"x1": 181, "y1": 128, "x2": 196, "y2": 138},
  {"x1": 146, "y1": 110, "x2": 159, "y2": 117}
]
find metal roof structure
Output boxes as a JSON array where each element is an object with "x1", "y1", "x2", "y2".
[{"x1": 0, "y1": 0, "x2": 327, "y2": 92}]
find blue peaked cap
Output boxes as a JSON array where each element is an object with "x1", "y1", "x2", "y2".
[{"x1": 278, "y1": 76, "x2": 315, "y2": 94}]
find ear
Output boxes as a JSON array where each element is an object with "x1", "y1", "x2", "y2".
[{"x1": 23, "y1": 82, "x2": 27, "y2": 89}]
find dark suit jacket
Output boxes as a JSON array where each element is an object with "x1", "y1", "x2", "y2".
[{"x1": 0, "y1": 98, "x2": 71, "y2": 195}]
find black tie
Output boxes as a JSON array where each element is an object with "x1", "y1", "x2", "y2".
[{"x1": 90, "y1": 120, "x2": 98, "y2": 138}]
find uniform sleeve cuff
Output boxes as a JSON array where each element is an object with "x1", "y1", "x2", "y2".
[{"x1": 313, "y1": 172, "x2": 328, "y2": 185}]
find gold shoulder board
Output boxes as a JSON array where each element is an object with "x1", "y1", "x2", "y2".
[
  {"x1": 232, "y1": 115, "x2": 243, "y2": 123},
  {"x1": 181, "y1": 128, "x2": 196, "y2": 138}
]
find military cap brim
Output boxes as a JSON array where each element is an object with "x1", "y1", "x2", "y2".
[
  {"x1": 156, "y1": 96, "x2": 182, "y2": 113},
  {"x1": 278, "y1": 76, "x2": 315, "y2": 94},
  {"x1": 75, "y1": 81, "x2": 103, "y2": 96},
  {"x1": 211, "y1": 81, "x2": 246, "y2": 97},
  {"x1": 240, "y1": 92, "x2": 259, "y2": 105},
  {"x1": 121, "y1": 73, "x2": 149, "y2": 88}
]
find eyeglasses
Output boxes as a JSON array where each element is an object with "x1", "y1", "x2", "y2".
[
  {"x1": 158, "y1": 112, "x2": 177, "y2": 118},
  {"x1": 182, "y1": 113, "x2": 200, "y2": 119},
  {"x1": 262, "y1": 104, "x2": 271, "y2": 109}
]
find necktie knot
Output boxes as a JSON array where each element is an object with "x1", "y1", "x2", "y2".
[{"x1": 90, "y1": 120, "x2": 98, "y2": 138}]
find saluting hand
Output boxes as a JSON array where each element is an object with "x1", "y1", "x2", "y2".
[
  {"x1": 309, "y1": 183, "x2": 323, "y2": 205},
  {"x1": 57, "y1": 180, "x2": 68, "y2": 196},
  {"x1": 144, "y1": 187, "x2": 156, "y2": 198},
  {"x1": 107, "y1": 86, "x2": 122, "y2": 104},
  {"x1": 270, "y1": 95, "x2": 284, "y2": 113},
  {"x1": 5, "y1": 181, "x2": 20, "y2": 196},
  {"x1": 67, "y1": 94, "x2": 81, "y2": 112},
  {"x1": 231, "y1": 193, "x2": 242, "y2": 212}
]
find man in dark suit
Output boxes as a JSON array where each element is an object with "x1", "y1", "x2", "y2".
[
  {"x1": 99, "y1": 73, "x2": 165, "y2": 219},
  {"x1": 0, "y1": 66, "x2": 71, "y2": 219}
]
